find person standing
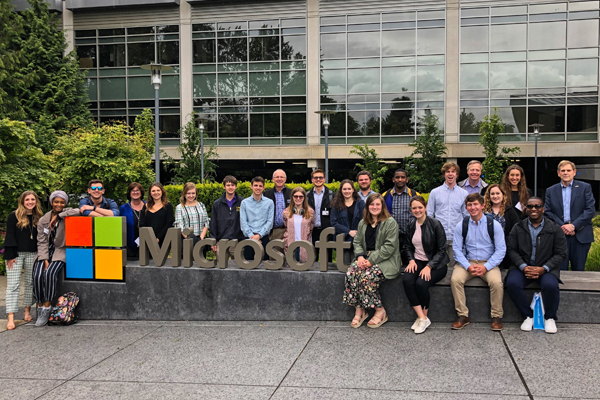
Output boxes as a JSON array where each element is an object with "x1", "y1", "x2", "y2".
[
  {"x1": 500, "y1": 164, "x2": 532, "y2": 218},
  {"x1": 264, "y1": 169, "x2": 291, "y2": 242},
  {"x1": 174, "y1": 182, "x2": 209, "y2": 245},
  {"x1": 139, "y1": 183, "x2": 175, "y2": 246},
  {"x1": 4, "y1": 191, "x2": 43, "y2": 330},
  {"x1": 356, "y1": 170, "x2": 376, "y2": 201},
  {"x1": 427, "y1": 162, "x2": 469, "y2": 267},
  {"x1": 382, "y1": 168, "x2": 419, "y2": 265},
  {"x1": 282, "y1": 187, "x2": 315, "y2": 262},
  {"x1": 483, "y1": 184, "x2": 521, "y2": 268},
  {"x1": 506, "y1": 197, "x2": 567, "y2": 334},
  {"x1": 458, "y1": 160, "x2": 488, "y2": 195},
  {"x1": 240, "y1": 177, "x2": 274, "y2": 260},
  {"x1": 119, "y1": 182, "x2": 145, "y2": 260},
  {"x1": 307, "y1": 169, "x2": 334, "y2": 262},
  {"x1": 210, "y1": 175, "x2": 244, "y2": 260},
  {"x1": 544, "y1": 160, "x2": 596, "y2": 271},
  {"x1": 451, "y1": 193, "x2": 506, "y2": 331},
  {"x1": 78, "y1": 179, "x2": 119, "y2": 217},
  {"x1": 32, "y1": 191, "x2": 80, "y2": 327},
  {"x1": 330, "y1": 180, "x2": 366, "y2": 265}
]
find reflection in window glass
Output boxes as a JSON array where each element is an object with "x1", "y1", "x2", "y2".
[
  {"x1": 99, "y1": 77, "x2": 126, "y2": 100},
  {"x1": 193, "y1": 74, "x2": 217, "y2": 97},
  {"x1": 568, "y1": 59, "x2": 599, "y2": 86},
  {"x1": 348, "y1": 68, "x2": 380, "y2": 93},
  {"x1": 461, "y1": 26, "x2": 488, "y2": 52},
  {"x1": 528, "y1": 22, "x2": 566, "y2": 50},
  {"x1": 218, "y1": 114, "x2": 248, "y2": 137},
  {"x1": 77, "y1": 46, "x2": 97, "y2": 68},
  {"x1": 459, "y1": 107, "x2": 487, "y2": 133},
  {"x1": 567, "y1": 105, "x2": 598, "y2": 132},
  {"x1": 218, "y1": 38, "x2": 247, "y2": 62},
  {"x1": 321, "y1": 33, "x2": 346, "y2": 58},
  {"x1": 249, "y1": 71, "x2": 280, "y2": 96},
  {"x1": 528, "y1": 106, "x2": 565, "y2": 132},
  {"x1": 490, "y1": 24, "x2": 526, "y2": 51},
  {"x1": 281, "y1": 36, "x2": 306, "y2": 59},
  {"x1": 382, "y1": 67, "x2": 415, "y2": 92},
  {"x1": 348, "y1": 32, "x2": 380, "y2": 57},
  {"x1": 159, "y1": 115, "x2": 180, "y2": 137},
  {"x1": 381, "y1": 108, "x2": 414, "y2": 134},
  {"x1": 417, "y1": 109, "x2": 444, "y2": 132},
  {"x1": 218, "y1": 73, "x2": 248, "y2": 97},
  {"x1": 321, "y1": 69, "x2": 346, "y2": 94},
  {"x1": 249, "y1": 36, "x2": 279, "y2": 61},
  {"x1": 568, "y1": 19, "x2": 599, "y2": 48},
  {"x1": 528, "y1": 61, "x2": 565, "y2": 87},
  {"x1": 193, "y1": 40, "x2": 216, "y2": 63},
  {"x1": 281, "y1": 71, "x2": 306, "y2": 95},
  {"x1": 348, "y1": 111, "x2": 380, "y2": 136},
  {"x1": 250, "y1": 114, "x2": 279, "y2": 137},
  {"x1": 85, "y1": 78, "x2": 97, "y2": 101},
  {"x1": 490, "y1": 62, "x2": 526, "y2": 88},
  {"x1": 461, "y1": 64, "x2": 488, "y2": 89},
  {"x1": 127, "y1": 42, "x2": 154, "y2": 66},
  {"x1": 417, "y1": 28, "x2": 445, "y2": 54},
  {"x1": 99, "y1": 44, "x2": 125, "y2": 68},
  {"x1": 495, "y1": 107, "x2": 527, "y2": 133},
  {"x1": 417, "y1": 65, "x2": 445, "y2": 91},
  {"x1": 160, "y1": 75, "x2": 180, "y2": 98},
  {"x1": 158, "y1": 41, "x2": 179, "y2": 64},
  {"x1": 282, "y1": 113, "x2": 306, "y2": 136},
  {"x1": 382, "y1": 30, "x2": 415, "y2": 56}
]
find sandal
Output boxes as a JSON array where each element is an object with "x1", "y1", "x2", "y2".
[
  {"x1": 367, "y1": 311, "x2": 388, "y2": 329},
  {"x1": 351, "y1": 310, "x2": 368, "y2": 328},
  {"x1": 23, "y1": 309, "x2": 32, "y2": 322}
]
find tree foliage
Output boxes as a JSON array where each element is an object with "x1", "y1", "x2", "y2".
[
  {"x1": 164, "y1": 114, "x2": 219, "y2": 184},
  {"x1": 0, "y1": 0, "x2": 26, "y2": 121},
  {"x1": 405, "y1": 112, "x2": 447, "y2": 193},
  {"x1": 478, "y1": 111, "x2": 520, "y2": 184},
  {"x1": 349, "y1": 144, "x2": 387, "y2": 192},
  {"x1": 51, "y1": 111, "x2": 155, "y2": 202},
  {"x1": 0, "y1": 119, "x2": 56, "y2": 221}
]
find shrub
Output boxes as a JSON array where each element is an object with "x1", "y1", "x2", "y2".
[
  {"x1": 592, "y1": 215, "x2": 600, "y2": 228},
  {"x1": 585, "y1": 227, "x2": 600, "y2": 272}
]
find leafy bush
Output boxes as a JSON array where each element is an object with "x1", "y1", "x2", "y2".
[
  {"x1": 585, "y1": 227, "x2": 600, "y2": 272},
  {"x1": 592, "y1": 215, "x2": 600, "y2": 228}
]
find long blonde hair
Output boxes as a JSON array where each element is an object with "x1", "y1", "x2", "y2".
[
  {"x1": 285, "y1": 187, "x2": 312, "y2": 220},
  {"x1": 15, "y1": 191, "x2": 43, "y2": 228},
  {"x1": 180, "y1": 182, "x2": 197, "y2": 206},
  {"x1": 483, "y1": 184, "x2": 507, "y2": 216}
]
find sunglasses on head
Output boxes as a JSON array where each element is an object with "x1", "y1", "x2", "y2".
[
  {"x1": 525, "y1": 204, "x2": 543, "y2": 210},
  {"x1": 90, "y1": 186, "x2": 103, "y2": 191}
]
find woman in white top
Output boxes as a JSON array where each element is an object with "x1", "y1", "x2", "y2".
[
  {"x1": 282, "y1": 187, "x2": 314, "y2": 262},
  {"x1": 174, "y1": 182, "x2": 209, "y2": 246}
]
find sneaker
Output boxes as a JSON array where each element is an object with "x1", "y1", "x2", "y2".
[
  {"x1": 414, "y1": 318, "x2": 431, "y2": 334},
  {"x1": 411, "y1": 318, "x2": 419, "y2": 331},
  {"x1": 545, "y1": 318, "x2": 557, "y2": 334},
  {"x1": 35, "y1": 307, "x2": 51, "y2": 327},
  {"x1": 520, "y1": 317, "x2": 534, "y2": 332}
]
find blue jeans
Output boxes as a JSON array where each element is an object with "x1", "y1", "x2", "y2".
[{"x1": 506, "y1": 269, "x2": 560, "y2": 320}]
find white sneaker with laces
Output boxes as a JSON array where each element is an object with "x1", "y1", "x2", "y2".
[
  {"x1": 411, "y1": 318, "x2": 419, "y2": 331},
  {"x1": 545, "y1": 318, "x2": 557, "y2": 334},
  {"x1": 414, "y1": 318, "x2": 431, "y2": 334},
  {"x1": 521, "y1": 317, "x2": 534, "y2": 332}
]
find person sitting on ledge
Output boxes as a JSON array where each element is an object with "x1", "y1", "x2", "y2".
[
  {"x1": 343, "y1": 193, "x2": 401, "y2": 329},
  {"x1": 78, "y1": 179, "x2": 119, "y2": 217},
  {"x1": 506, "y1": 197, "x2": 567, "y2": 334}
]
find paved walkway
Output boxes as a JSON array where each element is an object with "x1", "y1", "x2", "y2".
[{"x1": 1, "y1": 319, "x2": 599, "y2": 400}]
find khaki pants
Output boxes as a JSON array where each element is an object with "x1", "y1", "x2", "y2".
[
  {"x1": 446, "y1": 240, "x2": 456, "y2": 268},
  {"x1": 270, "y1": 227, "x2": 286, "y2": 241},
  {"x1": 450, "y1": 261, "x2": 504, "y2": 318},
  {"x1": 215, "y1": 246, "x2": 235, "y2": 260}
]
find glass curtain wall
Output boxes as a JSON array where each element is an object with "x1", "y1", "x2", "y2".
[
  {"x1": 192, "y1": 19, "x2": 307, "y2": 146},
  {"x1": 319, "y1": 11, "x2": 446, "y2": 144},
  {"x1": 75, "y1": 26, "x2": 181, "y2": 144},
  {"x1": 459, "y1": 1, "x2": 599, "y2": 142}
]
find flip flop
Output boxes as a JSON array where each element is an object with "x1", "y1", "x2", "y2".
[
  {"x1": 367, "y1": 313, "x2": 388, "y2": 329},
  {"x1": 351, "y1": 311, "x2": 369, "y2": 328}
]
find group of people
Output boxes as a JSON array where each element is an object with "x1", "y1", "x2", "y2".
[{"x1": 3, "y1": 160, "x2": 596, "y2": 333}]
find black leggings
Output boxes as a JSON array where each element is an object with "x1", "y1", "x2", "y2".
[{"x1": 402, "y1": 259, "x2": 447, "y2": 309}]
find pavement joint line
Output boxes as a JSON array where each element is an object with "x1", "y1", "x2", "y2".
[
  {"x1": 33, "y1": 324, "x2": 164, "y2": 400},
  {"x1": 277, "y1": 384, "x2": 531, "y2": 397},
  {"x1": 500, "y1": 331, "x2": 534, "y2": 400},
  {"x1": 268, "y1": 326, "x2": 320, "y2": 400},
  {"x1": 67, "y1": 378, "x2": 278, "y2": 388}
]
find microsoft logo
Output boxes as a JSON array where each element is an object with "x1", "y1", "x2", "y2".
[{"x1": 65, "y1": 217, "x2": 126, "y2": 281}]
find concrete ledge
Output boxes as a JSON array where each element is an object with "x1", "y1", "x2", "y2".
[{"x1": 57, "y1": 262, "x2": 600, "y2": 323}]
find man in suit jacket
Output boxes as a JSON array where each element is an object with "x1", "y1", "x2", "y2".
[
  {"x1": 263, "y1": 169, "x2": 291, "y2": 241},
  {"x1": 307, "y1": 169, "x2": 334, "y2": 262},
  {"x1": 544, "y1": 160, "x2": 596, "y2": 271}
]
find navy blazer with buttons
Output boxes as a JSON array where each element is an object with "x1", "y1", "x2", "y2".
[
  {"x1": 330, "y1": 200, "x2": 366, "y2": 242},
  {"x1": 544, "y1": 179, "x2": 596, "y2": 244}
]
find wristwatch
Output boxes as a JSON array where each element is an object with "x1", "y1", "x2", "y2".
[{"x1": 93, "y1": 205, "x2": 97, "y2": 211}]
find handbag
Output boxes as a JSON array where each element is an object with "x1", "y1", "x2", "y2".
[{"x1": 530, "y1": 292, "x2": 545, "y2": 330}]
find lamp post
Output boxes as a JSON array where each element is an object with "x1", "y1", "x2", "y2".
[
  {"x1": 315, "y1": 110, "x2": 337, "y2": 183},
  {"x1": 195, "y1": 116, "x2": 207, "y2": 184},
  {"x1": 529, "y1": 123, "x2": 544, "y2": 196},
  {"x1": 141, "y1": 63, "x2": 173, "y2": 182}
]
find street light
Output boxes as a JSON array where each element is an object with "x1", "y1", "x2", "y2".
[
  {"x1": 195, "y1": 115, "x2": 207, "y2": 184},
  {"x1": 141, "y1": 63, "x2": 173, "y2": 182},
  {"x1": 529, "y1": 123, "x2": 544, "y2": 196},
  {"x1": 315, "y1": 110, "x2": 338, "y2": 183}
]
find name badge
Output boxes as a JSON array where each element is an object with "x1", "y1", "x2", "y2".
[
  {"x1": 135, "y1": 237, "x2": 140, "y2": 247},
  {"x1": 322, "y1": 210, "x2": 330, "y2": 216},
  {"x1": 43, "y1": 228, "x2": 49, "y2": 234}
]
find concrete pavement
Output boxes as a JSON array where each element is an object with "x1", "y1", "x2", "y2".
[{"x1": 1, "y1": 319, "x2": 599, "y2": 400}]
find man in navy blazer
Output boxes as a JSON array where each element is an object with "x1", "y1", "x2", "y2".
[{"x1": 544, "y1": 160, "x2": 596, "y2": 271}]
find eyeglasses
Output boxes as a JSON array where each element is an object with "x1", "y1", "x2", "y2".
[
  {"x1": 90, "y1": 186, "x2": 103, "y2": 191},
  {"x1": 312, "y1": 176, "x2": 324, "y2": 180},
  {"x1": 293, "y1": 195, "x2": 305, "y2": 199},
  {"x1": 525, "y1": 204, "x2": 543, "y2": 210}
]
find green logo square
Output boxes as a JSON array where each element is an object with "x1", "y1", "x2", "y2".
[{"x1": 94, "y1": 217, "x2": 126, "y2": 248}]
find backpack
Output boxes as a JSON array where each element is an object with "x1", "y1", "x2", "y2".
[
  {"x1": 48, "y1": 292, "x2": 79, "y2": 326},
  {"x1": 462, "y1": 213, "x2": 495, "y2": 248}
]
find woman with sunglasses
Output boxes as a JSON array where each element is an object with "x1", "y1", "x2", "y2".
[
  {"x1": 402, "y1": 196, "x2": 449, "y2": 334},
  {"x1": 331, "y1": 179, "x2": 365, "y2": 265},
  {"x1": 139, "y1": 183, "x2": 174, "y2": 246},
  {"x1": 120, "y1": 182, "x2": 146, "y2": 260},
  {"x1": 344, "y1": 193, "x2": 401, "y2": 329},
  {"x1": 3, "y1": 191, "x2": 44, "y2": 329},
  {"x1": 174, "y1": 182, "x2": 209, "y2": 247},
  {"x1": 501, "y1": 165, "x2": 532, "y2": 218},
  {"x1": 282, "y1": 187, "x2": 314, "y2": 262},
  {"x1": 32, "y1": 191, "x2": 80, "y2": 327},
  {"x1": 483, "y1": 184, "x2": 520, "y2": 267}
]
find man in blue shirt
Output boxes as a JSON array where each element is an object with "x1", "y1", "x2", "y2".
[
  {"x1": 78, "y1": 179, "x2": 119, "y2": 217},
  {"x1": 451, "y1": 193, "x2": 506, "y2": 331},
  {"x1": 240, "y1": 176, "x2": 274, "y2": 261},
  {"x1": 506, "y1": 197, "x2": 567, "y2": 334}
]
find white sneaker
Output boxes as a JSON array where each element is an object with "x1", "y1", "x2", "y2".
[
  {"x1": 545, "y1": 318, "x2": 557, "y2": 334},
  {"x1": 411, "y1": 318, "x2": 419, "y2": 331},
  {"x1": 414, "y1": 318, "x2": 431, "y2": 334},
  {"x1": 520, "y1": 317, "x2": 534, "y2": 332}
]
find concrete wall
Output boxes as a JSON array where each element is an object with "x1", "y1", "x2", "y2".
[{"x1": 65, "y1": 0, "x2": 179, "y2": 10}]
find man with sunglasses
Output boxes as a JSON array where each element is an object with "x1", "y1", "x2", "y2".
[
  {"x1": 506, "y1": 197, "x2": 567, "y2": 333},
  {"x1": 79, "y1": 179, "x2": 119, "y2": 216},
  {"x1": 307, "y1": 169, "x2": 334, "y2": 263}
]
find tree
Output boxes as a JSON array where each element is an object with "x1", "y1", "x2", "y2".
[
  {"x1": 51, "y1": 111, "x2": 155, "y2": 202},
  {"x1": 349, "y1": 144, "x2": 387, "y2": 193},
  {"x1": 0, "y1": 0, "x2": 26, "y2": 121},
  {"x1": 405, "y1": 112, "x2": 447, "y2": 193},
  {"x1": 0, "y1": 119, "x2": 56, "y2": 221},
  {"x1": 164, "y1": 114, "x2": 219, "y2": 184},
  {"x1": 478, "y1": 111, "x2": 520, "y2": 184}
]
